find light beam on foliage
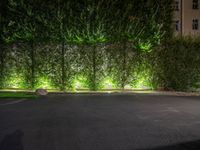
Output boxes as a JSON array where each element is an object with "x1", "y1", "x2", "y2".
[
  {"x1": 36, "y1": 76, "x2": 53, "y2": 89},
  {"x1": 131, "y1": 71, "x2": 152, "y2": 89},
  {"x1": 72, "y1": 75, "x2": 88, "y2": 90},
  {"x1": 134, "y1": 40, "x2": 152, "y2": 53},
  {"x1": 101, "y1": 77, "x2": 117, "y2": 89},
  {"x1": 6, "y1": 73, "x2": 25, "y2": 89}
]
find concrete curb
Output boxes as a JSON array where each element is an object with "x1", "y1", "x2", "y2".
[{"x1": 0, "y1": 90, "x2": 200, "y2": 97}]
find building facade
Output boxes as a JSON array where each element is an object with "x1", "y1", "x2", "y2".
[{"x1": 173, "y1": 0, "x2": 200, "y2": 36}]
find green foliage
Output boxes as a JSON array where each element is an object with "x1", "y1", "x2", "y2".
[
  {"x1": 1, "y1": 44, "x2": 30, "y2": 89},
  {"x1": 0, "y1": 92, "x2": 37, "y2": 99},
  {"x1": 0, "y1": 0, "x2": 174, "y2": 91},
  {"x1": 156, "y1": 37, "x2": 200, "y2": 91},
  {"x1": 73, "y1": 44, "x2": 107, "y2": 90},
  {"x1": 0, "y1": 44, "x2": 6, "y2": 88}
]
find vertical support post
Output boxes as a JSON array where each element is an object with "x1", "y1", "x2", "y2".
[
  {"x1": 61, "y1": 41, "x2": 66, "y2": 91},
  {"x1": 30, "y1": 42, "x2": 35, "y2": 89},
  {"x1": 0, "y1": 44, "x2": 4, "y2": 88},
  {"x1": 92, "y1": 45, "x2": 97, "y2": 90},
  {"x1": 121, "y1": 41, "x2": 127, "y2": 90}
]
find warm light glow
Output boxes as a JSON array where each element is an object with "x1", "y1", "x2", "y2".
[
  {"x1": 6, "y1": 73, "x2": 25, "y2": 89},
  {"x1": 72, "y1": 75, "x2": 88, "y2": 90},
  {"x1": 135, "y1": 40, "x2": 152, "y2": 52},
  {"x1": 35, "y1": 76, "x2": 53, "y2": 89},
  {"x1": 131, "y1": 70, "x2": 152, "y2": 89},
  {"x1": 101, "y1": 77, "x2": 117, "y2": 89}
]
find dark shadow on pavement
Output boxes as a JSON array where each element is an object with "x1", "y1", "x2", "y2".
[
  {"x1": 137, "y1": 140, "x2": 200, "y2": 150},
  {"x1": 0, "y1": 130, "x2": 24, "y2": 150}
]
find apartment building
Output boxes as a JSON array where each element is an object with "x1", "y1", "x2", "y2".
[{"x1": 173, "y1": 0, "x2": 200, "y2": 36}]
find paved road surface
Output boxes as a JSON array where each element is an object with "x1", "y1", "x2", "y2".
[{"x1": 0, "y1": 94, "x2": 200, "y2": 150}]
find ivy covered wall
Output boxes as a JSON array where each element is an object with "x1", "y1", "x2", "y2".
[{"x1": 0, "y1": 0, "x2": 180, "y2": 91}]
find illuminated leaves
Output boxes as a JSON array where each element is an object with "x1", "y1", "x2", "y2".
[{"x1": 0, "y1": 0, "x2": 173, "y2": 90}]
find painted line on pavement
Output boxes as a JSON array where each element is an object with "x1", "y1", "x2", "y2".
[{"x1": 0, "y1": 99, "x2": 26, "y2": 106}]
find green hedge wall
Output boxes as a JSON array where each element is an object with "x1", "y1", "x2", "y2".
[
  {"x1": 2, "y1": 37, "x2": 200, "y2": 91},
  {"x1": 0, "y1": 42, "x2": 157, "y2": 90},
  {"x1": 156, "y1": 37, "x2": 200, "y2": 91},
  {"x1": 4, "y1": 0, "x2": 197, "y2": 91}
]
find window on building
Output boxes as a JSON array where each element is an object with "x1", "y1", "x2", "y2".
[
  {"x1": 173, "y1": 0, "x2": 179, "y2": 11},
  {"x1": 193, "y1": 0, "x2": 199, "y2": 9},
  {"x1": 192, "y1": 19, "x2": 199, "y2": 30},
  {"x1": 175, "y1": 20, "x2": 180, "y2": 31}
]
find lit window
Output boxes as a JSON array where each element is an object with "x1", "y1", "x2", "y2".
[
  {"x1": 192, "y1": 19, "x2": 199, "y2": 30},
  {"x1": 193, "y1": 0, "x2": 199, "y2": 9}
]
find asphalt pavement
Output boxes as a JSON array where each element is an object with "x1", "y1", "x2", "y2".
[{"x1": 0, "y1": 94, "x2": 200, "y2": 150}]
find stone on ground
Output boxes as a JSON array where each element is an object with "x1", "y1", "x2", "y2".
[{"x1": 35, "y1": 89, "x2": 48, "y2": 96}]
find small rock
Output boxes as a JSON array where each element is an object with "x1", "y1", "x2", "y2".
[{"x1": 35, "y1": 89, "x2": 48, "y2": 96}]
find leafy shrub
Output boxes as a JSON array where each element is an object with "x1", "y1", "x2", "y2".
[
  {"x1": 0, "y1": 0, "x2": 174, "y2": 91},
  {"x1": 155, "y1": 37, "x2": 200, "y2": 91}
]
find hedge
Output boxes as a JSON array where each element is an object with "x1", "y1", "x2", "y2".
[
  {"x1": 156, "y1": 37, "x2": 200, "y2": 91},
  {"x1": 4, "y1": 0, "x2": 199, "y2": 91}
]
